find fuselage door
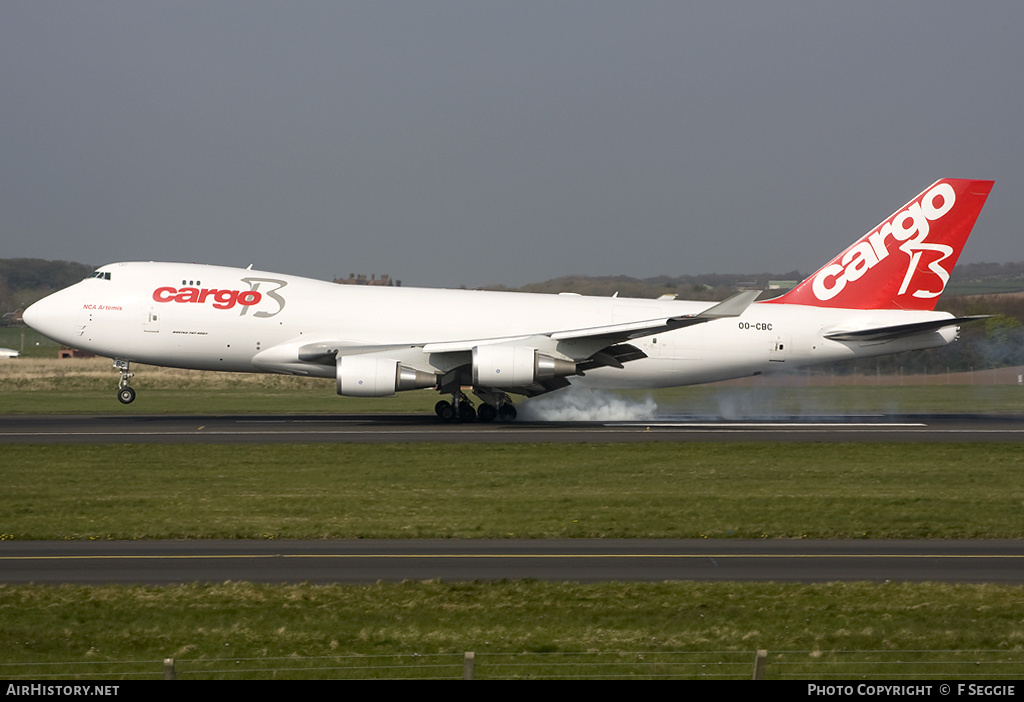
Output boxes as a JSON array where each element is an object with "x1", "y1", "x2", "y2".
[
  {"x1": 769, "y1": 334, "x2": 789, "y2": 362},
  {"x1": 144, "y1": 306, "x2": 160, "y2": 333}
]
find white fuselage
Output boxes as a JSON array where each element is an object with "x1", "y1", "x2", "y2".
[{"x1": 24, "y1": 261, "x2": 957, "y2": 391}]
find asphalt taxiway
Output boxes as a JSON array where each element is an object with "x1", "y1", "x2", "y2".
[
  {"x1": 2, "y1": 539, "x2": 1022, "y2": 585},
  {"x1": 2, "y1": 412, "x2": 1024, "y2": 444}
]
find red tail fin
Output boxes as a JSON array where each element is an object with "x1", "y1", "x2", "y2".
[{"x1": 767, "y1": 179, "x2": 994, "y2": 310}]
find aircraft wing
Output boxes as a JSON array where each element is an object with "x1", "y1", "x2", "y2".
[
  {"x1": 286, "y1": 290, "x2": 760, "y2": 362},
  {"x1": 548, "y1": 289, "x2": 762, "y2": 344},
  {"x1": 256, "y1": 290, "x2": 761, "y2": 396},
  {"x1": 430, "y1": 290, "x2": 762, "y2": 395},
  {"x1": 824, "y1": 315, "x2": 989, "y2": 342},
  {"x1": 417, "y1": 289, "x2": 761, "y2": 355}
]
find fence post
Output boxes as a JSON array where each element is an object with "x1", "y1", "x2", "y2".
[
  {"x1": 752, "y1": 650, "x2": 767, "y2": 680},
  {"x1": 464, "y1": 651, "x2": 475, "y2": 680},
  {"x1": 164, "y1": 658, "x2": 176, "y2": 680}
]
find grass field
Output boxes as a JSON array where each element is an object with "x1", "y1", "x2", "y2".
[
  {"x1": 2, "y1": 359, "x2": 1023, "y2": 679},
  {"x1": 3, "y1": 442, "x2": 1023, "y2": 540},
  {"x1": 2, "y1": 581, "x2": 1022, "y2": 680},
  {"x1": 3, "y1": 357, "x2": 1024, "y2": 416}
]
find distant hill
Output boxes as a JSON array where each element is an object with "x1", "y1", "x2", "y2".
[
  {"x1": 487, "y1": 261, "x2": 1024, "y2": 300},
  {"x1": 945, "y1": 261, "x2": 1024, "y2": 296},
  {"x1": 486, "y1": 271, "x2": 804, "y2": 300},
  {"x1": 3, "y1": 257, "x2": 1024, "y2": 314},
  {"x1": 0, "y1": 259, "x2": 94, "y2": 316}
]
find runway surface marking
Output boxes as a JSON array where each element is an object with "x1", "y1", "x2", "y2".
[
  {"x1": 0, "y1": 422, "x2": 956, "y2": 437},
  {"x1": 4, "y1": 414, "x2": 1024, "y2": 445},
  {"x1": 4, "y1": 552, "x2": 1021, "y2": 561},
  {"x1": 615, "y1": 422, "x2": 932, "y2": 431}
]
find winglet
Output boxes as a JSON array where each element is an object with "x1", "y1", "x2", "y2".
[
  {"x1": 688, "y1": 289, "x2": 761, "y2": 320},
  {"x1": 766, "y1": 179, "x2": 994, "y2": 311}
]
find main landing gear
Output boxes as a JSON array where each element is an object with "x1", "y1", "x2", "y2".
[
  {"x1": 434, "y1": 391, "x2": 517, "y2": 423},
  {"x1": 114, "y1": 359, "x2": 136, "y2": 404}
]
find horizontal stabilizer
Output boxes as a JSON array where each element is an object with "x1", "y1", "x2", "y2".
[{"x1": 824, "y1": 316, "x2": 988, "y2": 342}]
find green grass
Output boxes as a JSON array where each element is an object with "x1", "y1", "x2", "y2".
[
  {"x1": 3, "y1": 371, "x2": 1024, "y2": 416},
  {"x1": 0, "y1": 358, "x2": 440, "y2": 414},
  {"x1": 0, "y1": 387, "x2": 436, "y2": 415},
  {"x1": 3, "y1": 442, "x2": 1023, "y2": 540},
  {"x1": 0, "y1": 326, "x2": 61, "y2": 358},
  {"x1": 4, "y1": 354, "x2": 1024, "y2": 416},
  {"x1": 1, "y1": 580, "x2": 1022, "y2": 679}
]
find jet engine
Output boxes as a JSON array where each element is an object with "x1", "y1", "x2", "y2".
[
  {"x1": 472, "y1": 345, "x2": 576, "y2": 387},
  {"x1": 337, "y1": 355, "x2": 437, "y2": 397}
]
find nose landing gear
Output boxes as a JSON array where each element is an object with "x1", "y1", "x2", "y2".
[{"x1": 114, "y1": 360, "x2": 136, "y2": 404}]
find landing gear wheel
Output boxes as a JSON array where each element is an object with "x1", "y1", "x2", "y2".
[
  {"x1": 469, "y1": 390, "x2": 518, "y2": 422},
  {"x1": 435, "y1": 400, "x2": 456, "y2": 422},
  {"x1": 458, "y1": 402, "x2": 477, "y2": 422},
  {"x1": 434, "y1": 401, "x2": 454, "y2": 423},
  {"x1": 477, "y1": 403, "x2": 497, "y2": 423},
  {"x1": 113, "y1": 360, "x2": 136, "y2": 405}
]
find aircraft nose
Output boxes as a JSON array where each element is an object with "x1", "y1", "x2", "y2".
[
  {"x1": 23, "y1": 292, "x2": 74, "y2": 344},
  {"x1": 22, "y1": 298, "x2": 46, "y2": 331}
]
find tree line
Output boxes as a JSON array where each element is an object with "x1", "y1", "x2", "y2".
[{"x1": 0, "y1": 258, "x2": 94, "y2": 318}]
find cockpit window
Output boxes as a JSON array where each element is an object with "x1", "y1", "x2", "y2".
[{"x1": 87, "y1": 271, "x2": 112, "y2": 280}]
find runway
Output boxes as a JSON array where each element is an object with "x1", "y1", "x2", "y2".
[
  {"x1": 2, "y1": 539, "x2": 1022, "y2": 585},
  {"x1": 2, "y1": 412, "x2": 1024, "y2": 443},
  {"x1": 4, "y1": 412, "x2": 1022, "y2": 586}
]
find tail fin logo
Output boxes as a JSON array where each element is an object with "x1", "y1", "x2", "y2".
[{"x1": 811, "y1": 183, "x2": 956, "y2": 302}]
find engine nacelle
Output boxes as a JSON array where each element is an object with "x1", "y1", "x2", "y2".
[
  {"x1": 337, "y1": 355, "x2": 437, "y2": 397},
  {"x1": 472, "y1": 345, "x2": 576, "y2": 387}
]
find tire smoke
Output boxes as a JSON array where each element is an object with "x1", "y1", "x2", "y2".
[{"x1": 519, "y1": 388, "x2": 657, "y2": 422}]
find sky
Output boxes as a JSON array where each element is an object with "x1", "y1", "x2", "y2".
[{"x1": 2, "y1": 1, "x2": 1022, "y2": 289}]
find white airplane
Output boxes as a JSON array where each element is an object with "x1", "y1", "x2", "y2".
[{"x1": 24, "y1": 178, "x2": 993, "y2": 421}]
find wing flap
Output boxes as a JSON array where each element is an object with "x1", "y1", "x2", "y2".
[{"x1": 576, "y1": 343, "x2": 647, "y2": 372}]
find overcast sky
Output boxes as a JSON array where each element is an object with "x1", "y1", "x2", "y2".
[{"x1": 2, "y1": 2, "x2": 1021, "y2": 289}]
